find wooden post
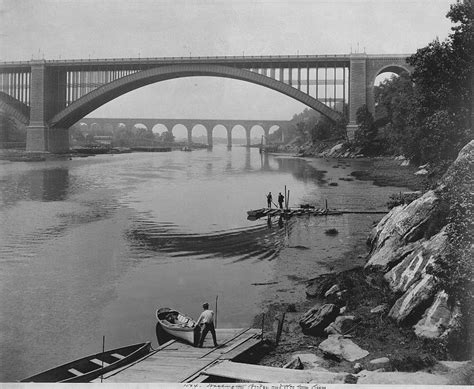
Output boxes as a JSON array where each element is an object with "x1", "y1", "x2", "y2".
[
  {"x1": 261, "y1": 313, "x2": 265, "y2": 337},
  {"x1": 287, "y1": 190, "x2": 290, "y2": 210},
  {"x1": 325, "y1": 199, "x2": 328, "y2": 210},
  {"x1": 284, "y1": 185, "x2": 287, "y2": 209},
  {"x1": 275, "y1": 312, "x2": 286, "y2": 346},
  {"x1": 101, "y1": 335, "x2": 105, "y2": 383}
]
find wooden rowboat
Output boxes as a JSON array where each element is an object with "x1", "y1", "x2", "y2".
[
  {"x1": 20, "y1": 342, "x2": 151, "y2": 383},
  {"x1": 156, "y1": 307, "x2": 201, "y2": 347}
]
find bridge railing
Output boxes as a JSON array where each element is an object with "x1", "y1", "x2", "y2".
[
  {"x1": 0, "y1": 54, "x2": 353, "y2": 66},
  {"x1": 0, "y1": 53, "x2": 412, "y2": 67}
]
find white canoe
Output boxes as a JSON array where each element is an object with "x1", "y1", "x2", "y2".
[{"x1": 156, "y1": 307, "x2": 201, "y2": 346}]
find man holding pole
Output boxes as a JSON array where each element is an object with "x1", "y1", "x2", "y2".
[
  {"x1": 196, "y1": 302, "x2": 218, "y2": 348},
  {"x1": 278, "y1": 192, "x2": 284, "y2": 209},
  {"x1": 266, "y1": 192, "x2": 273, "y2": 208}
]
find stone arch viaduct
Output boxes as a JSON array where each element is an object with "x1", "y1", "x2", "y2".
[
  {"x1": 0, "y1": 53, "x2": 411, "y2": 152},
  {"x1": 74, "y1": 118, "x2": 290, "y2": 148}
]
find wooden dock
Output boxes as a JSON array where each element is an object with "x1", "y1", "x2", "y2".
[{"x1": 96, "y1": 328, "x2": 262, "y2": 383}]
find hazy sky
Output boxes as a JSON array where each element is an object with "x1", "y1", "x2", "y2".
[{"x1": 0, "y1": 0, "x2": 455, "y2": 120}]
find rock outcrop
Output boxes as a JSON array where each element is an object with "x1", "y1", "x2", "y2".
[
  {"x1": 413, "y1": 290, "x2": 462, "y2": 339},
  {"x1": 365, "y1": 140, "x2": 473, "y2": 338},
  {"x1": 299, "y1": 304, "x2": 340, "y2": 336},
  {"x1": 365, "y1": 190, "x2": 440, "y2": 270},
  {"x1": 384, "y1": 227, "x2": 448, "y2": 293}
]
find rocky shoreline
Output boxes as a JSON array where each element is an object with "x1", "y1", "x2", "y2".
[{"x1": 255, "y1": 141, "x2": 473, "y2": 385}]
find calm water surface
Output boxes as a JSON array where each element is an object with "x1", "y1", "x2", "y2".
[{"x1": 0, "y1": 146, "x2": 408, "y2": 381}]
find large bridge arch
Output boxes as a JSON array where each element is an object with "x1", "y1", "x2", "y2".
[{"x1": 50, "y1": 64, "x2": 341, "y2": 130}]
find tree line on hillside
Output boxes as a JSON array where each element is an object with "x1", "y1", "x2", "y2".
[
  {"x1": 70, "y1": 125, "x2": 175, "y2": 147},
  {"x1": 267, "y1": 107, "x2": 348, "y2": 144},
  {"x1": 355, "y1": 0, "x2": 472, "y2": 167}
]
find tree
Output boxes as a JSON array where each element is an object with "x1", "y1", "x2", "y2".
[
  {"x1": 311, "y1": 115, "x2": 347, "y2": 142},
  {"x1": 161, "y1": 131, "x2": 175, "y2": 143},
  {"x1": 372, "y1": 0, "x2": 473, "y2": 164},
  {"x1": 354, "y1": 104, "x2": 379, "y2": 154}
]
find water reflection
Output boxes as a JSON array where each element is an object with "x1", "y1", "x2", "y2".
[
  {"x1": 276, "y1": 158, "x2": 327, "y2": 184},
  {"x1": 1, "y1": 167, "x2": 70, "y2": 205}
]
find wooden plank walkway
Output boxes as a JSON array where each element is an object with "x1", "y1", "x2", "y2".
[
  {"x1": 203, "y1": 360, "x2": 348, "y2": 383},
  {"x1": 97, "y1": 328, "x2": 262, "y2": 383}
]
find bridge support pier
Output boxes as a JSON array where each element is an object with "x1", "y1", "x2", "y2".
[
  {"x1": 227, "y1": 128, "x2": 232, "y2": 148},
  {"x1": 26, "y1": 125, "x2": 70, "y2": 153},
  {"x1": 245, "y1": 128, "x2": 251, "y2": 148},
  {"x1": 347, "y1": 54, "x2": 368, "y2": 142},
  {"x1": 345, "y1": 123, "x2": 358, "y2": 141},
  {"x1": 187, "y1": 128, "x2": 192, "y2": 145},
  {"x1": 206, "y1": 128, "x2": 213, "y2": 148}
]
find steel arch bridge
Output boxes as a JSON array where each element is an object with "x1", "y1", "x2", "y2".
[{"x1": 0, "y1": 53, "x2": 411, "y2": 152}]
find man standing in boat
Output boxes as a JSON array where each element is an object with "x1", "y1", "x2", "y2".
[
  {"x1": 196, "y1": 302, "x2": 218, "y2": 348},
  {"x1": 266, "y1": 192, "x2": 273, "y2": 208}
]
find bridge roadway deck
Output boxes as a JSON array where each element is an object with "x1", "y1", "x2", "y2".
[{"x1": 95, "y1": 328, "x2": 262, "y2": 383}]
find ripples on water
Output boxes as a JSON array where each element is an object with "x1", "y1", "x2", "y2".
[{"x1": 127, "y1": 216, "x2": 295, "y2": 261}]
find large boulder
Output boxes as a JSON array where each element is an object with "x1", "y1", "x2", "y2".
[
  {"x1": 366, "y1": 190, "x2": 440, "y2": 270},
  {"x1": 300, "y1": 304, "x2": 340, "y2": 336},
  {"x1": 414, "y1": 290, "x2": 462, "y2": 339},
  {"x1": 384, "y1": 226, "x2": 448, "y2": 293},
  {"x1": 368, "y1": 357, "x2": 391, "y2": 371},
  {"x1": 306, "y1": 273, "x2": 339, "y2": 298},
  {"x1": 324, "y1": 315, "x2": 356, "y2": 335},
  {"x1": 319, "y1": 335, "x2": 369, "y2": 362},
  {"x1": 388, "y1": 275, "x2": 436, "y2": 324}
]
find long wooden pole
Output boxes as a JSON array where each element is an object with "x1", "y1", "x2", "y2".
[
  {"x1": 275, "y1": 312, "x2": 286, "y2": 346},
  {"x1": 215, "y1": 295, "x2": 218, "y2": 328},
  {"x1": 101, "y1": 335, "x2": 105, "y2": 383}
]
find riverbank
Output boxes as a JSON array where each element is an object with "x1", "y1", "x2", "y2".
[
  {"x1": 254, "y1": 143, "x2": 473, "y2": 384},
  {"x1": 270, "y1": 139, "x2": 429, "y2": 191}
]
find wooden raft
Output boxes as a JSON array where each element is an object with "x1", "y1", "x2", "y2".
[
  {"x1": 247, "y1": 207, "x2": 387, "y2": 220},
  {"x1": 96, "y1": 328, "x2": 262, "y2": 383},
  {"x1": 247, "y1": 207, "x2": 342, "y2": 220}
]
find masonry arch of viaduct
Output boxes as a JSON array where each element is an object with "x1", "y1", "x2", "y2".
[
  {"x1": 75, "y1": 118, "x2": 289, "y2": 147},
  {"x1": 0, "y1": 54, "x2": 412, "y2": 152}
]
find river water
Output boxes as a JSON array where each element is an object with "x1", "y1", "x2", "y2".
[{"x1": 0, "y1": 146, "x2": 409, "y2": 381}]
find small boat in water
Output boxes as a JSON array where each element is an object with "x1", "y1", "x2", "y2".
[
  {"x1": 20, "y1": 342, "x2": 151, "y2": 383},
  {"x1": 156, "y1": 307, "x2": 201, "y2": 346}
]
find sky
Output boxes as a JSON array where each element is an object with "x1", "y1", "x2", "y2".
[{"x1": 0, "y1": 0, "x2": 455, "y2": 120}]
